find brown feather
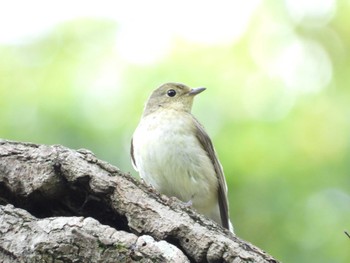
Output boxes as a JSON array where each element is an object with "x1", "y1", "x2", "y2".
[
  {"x1": 130, "y1": 138, "x2": 137, "y2": 169},
  {"x1": 192, "y1": 116, "x2": 230, "y2": 229}
]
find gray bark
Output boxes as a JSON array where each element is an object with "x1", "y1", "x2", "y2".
[{"x1": 0, "y1": 139, "x2": 278, "y2": 263}]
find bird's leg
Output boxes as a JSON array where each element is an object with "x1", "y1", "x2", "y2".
[
  {"x1": 140, "y1": 178, "x2": 159, "y2": 193},
  {"x1": 167, "y1": 196, "x2": 193, "y2": 208}
]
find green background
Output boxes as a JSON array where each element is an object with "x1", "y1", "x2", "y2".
[{"x1": 1, "y1": 1, "x2": 349, "y2": 262}]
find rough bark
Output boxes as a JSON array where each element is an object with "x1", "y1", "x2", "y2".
[{"x1": 0, "y1": 139, "x2": 278, "y2": 263}]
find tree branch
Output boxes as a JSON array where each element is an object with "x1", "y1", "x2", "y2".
[{"x1": 0, "y1": 139, "x2": 278, "y2": 263}]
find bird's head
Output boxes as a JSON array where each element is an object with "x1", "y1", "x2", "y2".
[{"x1": 143, "y1": 82, "x2": 206, "y2": 116}]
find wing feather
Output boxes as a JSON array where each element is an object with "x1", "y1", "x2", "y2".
[
  {"x1": 192, "y1": 117, "x2": 230, "y2": 229},
  {"x1": 130, "y1": 138, "x2": 138, "y2": 170}
]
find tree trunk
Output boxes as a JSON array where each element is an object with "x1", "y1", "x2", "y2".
[{"x1": 0, "y1": 139, "x2": 278, "y2": 263}]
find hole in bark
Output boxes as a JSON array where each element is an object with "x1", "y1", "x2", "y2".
[
  {"x1": 0, "y1": 171, "x2": 129, "y2": 232},
  {"x1": 165, "y1": 236, "x2": 195, "y2": 263},
  {"x1": 0, "y1": 183, "x2": 17, "y2": 206}
]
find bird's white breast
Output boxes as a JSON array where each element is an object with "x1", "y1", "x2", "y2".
[{"x1": 132, "y1": 109, "x2": 218, "y2": 213}]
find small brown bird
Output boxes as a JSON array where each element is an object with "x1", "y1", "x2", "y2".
[{"x1": 131, "y1": 82, "x2": 232, "y2": 231}]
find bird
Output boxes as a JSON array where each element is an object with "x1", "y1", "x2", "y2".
[{"x1": 130, "y1": 82, "x2": 232, "y2": 231}]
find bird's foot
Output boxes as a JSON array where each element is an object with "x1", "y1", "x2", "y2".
[{"x1": 182, "y1": 199, "x2": 193, "y2": 208}]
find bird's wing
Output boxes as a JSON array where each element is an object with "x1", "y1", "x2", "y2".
[
  {"x1": 192, "y1": 116, "x2": 230, "y2": 230},
  {"x1": 130, "y1": 138, "x2": 138, "y2": 171}
]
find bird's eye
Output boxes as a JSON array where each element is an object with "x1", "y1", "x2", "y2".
[{"x1": 167, "y1": 89, "x2": 176, "y2": 97}]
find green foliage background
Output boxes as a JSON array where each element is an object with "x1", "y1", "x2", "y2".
[{"x1": 1, "y1": 2, "x2": 349, "y2": 262}]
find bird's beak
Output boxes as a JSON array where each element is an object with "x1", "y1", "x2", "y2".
[{"x1": 188, "y1": 87, "x2": 206, "y2": 96}]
